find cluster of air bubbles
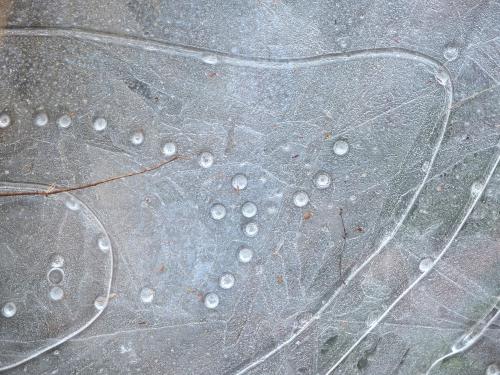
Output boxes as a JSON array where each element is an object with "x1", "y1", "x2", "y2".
[
  {"x1": 1, "y1": 302, "x2": 16, "y2": 318},
  {"x1": 130, "y1": 130, "x2": 145, "y2": 146},
  {"x1": 47, "y1": 255, "x2": 65, "y2": 301},
  {"x1": 140, "y1": 287, "x2": 155, "y2": 303}
]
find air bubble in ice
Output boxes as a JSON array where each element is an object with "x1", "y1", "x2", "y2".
[
  {"x1": 219, "y1": 273, "x2": 235, "y2": 290},
  {"x1": 0, "y1": 112, "x2": 11, "y2": 128},
  {"x1": 241, "y1": 202, "x2": 257, "y2": 218},
  {"x1": 199, "y1": 152, "x2": 214, "y2": 168},
  {"x1": 49, "y1": 254, "x2": 64, "y2": 268},
  {"x1": 314, "y1": 172, "x2": 332, "y2": 189},
  {"x1": 293, "y1": 191, "x2": 310, "y2": 207},
  {"x1": 57, "y1": 114, "x2": 72, "y2": 129},
  {"x1": 443, "y1": 47, "x2": 459, "y2": 61},
  {"x1": 204, "y1": 292, "x2": 219, "y2": 309},
  {"x1": 244, "y1": 222, "x2": 259, "y2": 237},
  {"x1": 471, "y1": 181, "x2": 484, "y2": 196},
  {"x1": 1, "y1": 302, "x2": 16, "y2": 318},
  {"x1": 93, "y1": 117, "x2": 107, "y2": 131},
  {"x1": 419, "y1": 257, "x2": 434, "y2": 272},
  {"x1": 140, "y1": 287, "x2": 155, "y2": 303},
  {"x1": 162, "y1": 142, "x2": 177, "y2": 157},
  {"x1": 210, "y1": 203, "x2": 226, "y2": 220},
  {"x1": 231, "y1": 174, "x2": 248, "y2": 191},
  {"x1": 333, "y1": 140, "x2": 349, "y2": 156},
  {"x1": 34, "y1": 112, "x2": 49, "y2": 127},
  {"x1": 97, "y1": 235, "x2": 111, "y2": 252},
  {"x1": 49, "y1": 286, "x2": 64, "y2": 301},
  {"x1": 65, "y1": 198, "x2": 81, "y2": 211},
  {"x1": 201, "y1": 55, "x2": 218, "y2": 65},
  {"x1": 48, "y1": 268, "x2": 64, "y2": 284},
  {"x1": 94, "y1": 296, "x2": 107, "y2": 310},
  {"x1": 130, "y1": 131, "x2": 144, "y2": 145},
  {"x1": 238, "y1": 247, "x2": 253, "y2": 263},
  {"x1": 486, "y1": 363, "x2": 500, "y2": 375}
]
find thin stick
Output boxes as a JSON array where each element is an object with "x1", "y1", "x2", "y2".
[{"x1": 0, "y1": 155, "x2": 180, "y2": 197}]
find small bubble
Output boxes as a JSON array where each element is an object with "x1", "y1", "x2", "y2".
[
  {"x1": 57, "y1": 114, "x2": 72, "y2": 129},
  {"x1": 435, "y1": 69, "x2": 449, "y2": 86},
  {"x1": 0, "y1": 112, "x2": 11, "y2": 128},
  {"x1": 97, "y1": 235, "x2": 111, "y2": 252},
  {"x1": 162, "y1": 142, "x2": 177, "y2": 157},
  {"x1": 204, "y1": 292, "x2": 219, "y2": 309},
  {"x1": 198, "y1": 152, "x2": 214, "y2": 168},
  {"x1": 1, "y1": 302, "x2": 16, "y2": 318},
  {"x1": 238, "y1": 247, "x2": 253, "y2": 263},
  {"x1": 486, "y1": 363, "x2": 500, "y2": 375},
  {"x1": 130, "y1": 131, "x2": 144, "y2": 145},
  {"x1": 471, "y1": 181, "x2": 484, "y2": 196},
  {"x1": 419, "y1": 257, "x2": 433, "y2": 272},
  {"x1": 94, "y1": 295, "x2": 107, "y2": 310},
  {"x1": 65, "y1": 198, "x2": 81, "y2": 211},
  {"x1": 48, "y1": 268, "x2": 64, "y2": 284},
  {"x1": 443, "y1": 46, "x2": 459, "y2": 61},
  {"x1": 210, "y1": 203, "x2": 226, "y2": 220},
  {"x1": 244, "y1": 222, "x2": 259, "y2": 237},
  {"x1": 241, "y1": 202, "x2": 257, "y2": 218},
  {"x1": 314, "y1": 172, "x2": 332, "y2": 189},
  {"x1": 333, "y1": 140, "x2": 349, "y2": 156},
  {"x1": 293, "y1": 191, "x2": 310, "y2": 208},
  {"x1": 201, "y1": 54, "x2": 218, "y2": 65},
  {"x1": 231, "y1": 174, "x2": 248, "y2": 190},
  {"x1": 421, "y1": 161, "x2": 430, "y2": 173},
  {"x1": 93, "y1": 117, "x2": 107, "y2": 132},
  {"x1": 49, "y1": 286, "x2": 64, "y2": 301},
  {"x1": 34, "y1": 112, "x2": 49, "y2": 127},
  {"x1": 219, "y1": 273, "x2": 235, "y2": 290},
  {"x1": 49, "y1": 254, "x2": 64, "y2": 268},
  {"x1": 140, "y1": 287, "x2": 155, "y2": 303}
]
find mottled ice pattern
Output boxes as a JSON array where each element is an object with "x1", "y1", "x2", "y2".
[{"x1": 0, "y1": 1, "x2": 499, "y2": 374}]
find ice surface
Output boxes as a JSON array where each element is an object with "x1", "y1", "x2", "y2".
[{"x1": 0, "y1": 1, "x2": 499, "y2": 374}]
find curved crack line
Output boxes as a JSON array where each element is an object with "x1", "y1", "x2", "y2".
[
  {"x1": 3, "y1": 26, "x2": 446, "y2": 70},
  {"x1": 0, "y1": 26, "x2": 454, "y2": 374},
  {"x1": 0, "y1": 156, "x2": 180, "y2": 197},
  {"x1": 0, "y1": 183, "x2": 114, "y2": 372},
  {"x1": 325, "y1": 141, "x2": 500, "y2": 374}
]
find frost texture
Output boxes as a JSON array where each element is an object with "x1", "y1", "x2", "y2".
[{"x1": 0, "y1": 1, "x2": 499, "y2": 375}]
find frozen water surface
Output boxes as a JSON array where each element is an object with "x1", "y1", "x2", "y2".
[{"x1": 0, "y1": 1, "x2": 499, "y2": 374}]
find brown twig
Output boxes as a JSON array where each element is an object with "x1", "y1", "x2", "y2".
[
  {"x1": 0, "y1": 155, "x2": 181, "y2": 197},
  {"x1": 338, "y1": 207, "x2": 347, "y2": 285}
]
